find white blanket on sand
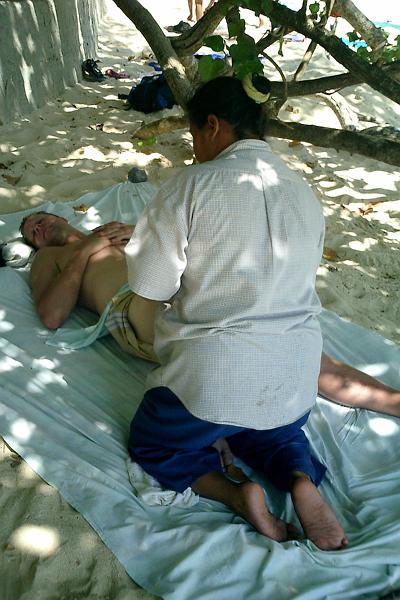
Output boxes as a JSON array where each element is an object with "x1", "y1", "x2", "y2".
[{"x1": 1, "y1": 182, "x2": 400, "y2": 600}]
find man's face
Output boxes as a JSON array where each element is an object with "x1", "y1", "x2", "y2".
[{"x1": 21, "y1": 213, "x2": 69, "y2": 249}]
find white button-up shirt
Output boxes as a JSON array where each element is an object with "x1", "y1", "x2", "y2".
[{"x1": 125, "y1": 140, "x2": 324, "y2": 429}]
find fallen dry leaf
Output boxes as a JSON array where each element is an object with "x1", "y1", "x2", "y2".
[
  {"x1": 285, "y1": 105, "x2": 300, "y2": 114},
  {"x1": 358, "y1": 205, "x2": 374, "y2": 216},
  {"x1": 88, "y1": 123, "x2": 104, "y2": 131},
  {"x1": 323, "y1": 247, "x2": 339, "y2": 261},
  {"x1": 2, "y1": 174, "x2": 21, "y2": 185},
  {"x1": 73, "y1": 204, "x2": 89, "y2": 213}
]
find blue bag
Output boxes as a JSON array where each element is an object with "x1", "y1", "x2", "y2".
[{"x1": 126, "y1": 74, "x2": 175, "y2": 113}]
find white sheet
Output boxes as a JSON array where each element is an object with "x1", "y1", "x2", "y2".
[{"x1": 1, "y1": 183, "x2": 400, "y2": 600}]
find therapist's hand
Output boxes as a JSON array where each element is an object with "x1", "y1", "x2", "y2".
[{"x1": 93, "y1": 222, "x2": 134, "y2": 245}]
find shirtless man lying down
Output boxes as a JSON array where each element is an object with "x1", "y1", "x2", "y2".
[{"x1": 20, "y1": 210, "x2": 400, "y2": 418}]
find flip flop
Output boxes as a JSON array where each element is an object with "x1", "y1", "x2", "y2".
[
  {"x1": 105, "y1": 68, "x2": 130, "y2": 79},
  {"x1": 82, "y1": 59, "x2": 106, "y2": 82}
]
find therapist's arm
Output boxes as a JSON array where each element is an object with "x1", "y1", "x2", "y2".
[{"x1": 129, "y1": 294, "x2": 164, "y2": 345}]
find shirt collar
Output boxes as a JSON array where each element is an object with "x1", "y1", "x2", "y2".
[{"x1": 215, "y1": 139, "x2": 271, "y2": 160}]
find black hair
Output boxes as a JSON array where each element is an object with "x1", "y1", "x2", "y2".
[
  {"x1": 19, "y1": 211, "x2": 59, "y2": 247},
  {"x1": 186, "y1": 75, "x2": 271, "y2": 140}
]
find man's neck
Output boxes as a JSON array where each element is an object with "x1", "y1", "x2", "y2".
[{"x1": 65, "y1": 228, "x2": 87, "y2": 244}]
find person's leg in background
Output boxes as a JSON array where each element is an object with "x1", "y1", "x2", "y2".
[
  {"x1": 187, "y1": 0, "x2": 194, "y2": 21},
  {"x1": 195, "y1": 0, "x2": 204, "y2": 21}
]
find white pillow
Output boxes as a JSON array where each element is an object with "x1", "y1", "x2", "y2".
[{"x1": 1, "y1": 237, "x2": 34, "y2": 268}]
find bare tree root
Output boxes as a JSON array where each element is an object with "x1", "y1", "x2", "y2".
[{"x1": 133, "y1": 116, "x2": 189, "y2": 139}]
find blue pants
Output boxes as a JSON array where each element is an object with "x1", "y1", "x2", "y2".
[{"x1": 129, "y1": 387, "x2": 326, "y2": 493}]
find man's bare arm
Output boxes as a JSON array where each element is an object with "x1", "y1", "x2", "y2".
[
  {"x1": 30, "y1": 234, "x2": 112, "y2": 330},
  {"x1": 318, "y1": 353, "x2": 400, "y2": 417}
]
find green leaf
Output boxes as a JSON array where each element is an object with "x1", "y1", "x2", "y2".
[
  {"x1": 203, "y1": 35, "x2": 225, "y2": 52},
  {"x1": 229, "y1": 31, "x2": 263, "y2": 79},
  {"x1": 226, "y1": 6, "x2": 244, "y2": 37},
  {"x1": 227, "y1": 17, "x2": 246, "y2": 38},
  {"x1": 261, "y1": 0, "x2": 273, "y2": 16},
  {"x1": 137, "y1": 136, "x2": 156, "y2": 147},
  {"x1": 347, "y1": 30, "x2": 360, "y2": 43},
  {"x1": 233, "y1": 58, "x2": 263, "y2": 80},
  {"x1": 309, "y1": 2, "x2": 320, "y2": 15},
  {"x1": 229, "y1": 33, "x2": 257, "y2": 61},
  {"x1": 197, "y1": 55, "x2": 225, "y2": 82},
  {"x1": 246, "y1": 0, "x2": 262, "y2": 13},
  {"x1": 356, "y1": 46, "x2": 370, "y2": 61}
]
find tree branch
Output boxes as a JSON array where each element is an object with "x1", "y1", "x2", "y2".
[
  {"x1": 333, "y1": 0, "x2": 387, "y2": 50},
  {"x1": 269, "y1": 61, "x2": 400, "y2": 98},
  {"x1": 171, "y1": 0, "x2": 233, "y2": 55},
  {"x1": 267, "y1": 119, "x2": 400, "y2": 166},
  {"x1": 267, "y1": 2, "x2": 400, "y2": 105},
  {"x1": 292, "y1": 40, "x2": 317, "y2": 81}
]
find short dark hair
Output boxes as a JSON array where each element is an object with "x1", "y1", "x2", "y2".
[
  {"x1": 19, "y1": 211, "x2": 59, "y2": 247},
  {"x1": 186, "y1": 75, "x2": 270, "y2": 140}
]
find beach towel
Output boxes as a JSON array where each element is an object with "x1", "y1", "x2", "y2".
[{"x1": 0, "y1": 182, "x2": 400, "y2": 599}]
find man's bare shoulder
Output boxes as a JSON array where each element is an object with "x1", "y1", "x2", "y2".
[{"x1": 31, "y1": 245, "x2": 67, "y2": 266}]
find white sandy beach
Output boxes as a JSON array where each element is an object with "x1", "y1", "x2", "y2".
[{"x1": 0, "y1": 0, "x2": 399, "y2": 597}]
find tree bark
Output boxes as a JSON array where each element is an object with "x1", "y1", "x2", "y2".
[{"x1": 333, "y1": 0, "x2": 387, "y2": 50}]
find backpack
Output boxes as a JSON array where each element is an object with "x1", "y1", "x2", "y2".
[{"x1": 125, "y1": 74, "x2": 175, "y2": 113}]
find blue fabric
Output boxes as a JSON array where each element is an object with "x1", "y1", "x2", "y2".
[
  {"x1": 129, "y1": 387, "x2": 326, "y2": 493},
  {"x1": 2, "y1": 190, "x2": 400, "y2": 599}
]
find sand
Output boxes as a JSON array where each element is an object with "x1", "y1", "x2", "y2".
[{"x1": 0, "y1": 1, "x2": 399, "y2": 597}]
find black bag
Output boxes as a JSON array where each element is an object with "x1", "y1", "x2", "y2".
[{"x1": 125, "y1": 74, "x2": 175, "y2": 113}]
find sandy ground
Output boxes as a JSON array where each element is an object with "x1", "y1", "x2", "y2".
[{"x1": 0, "y1": 1, "x2": 399, "y2": 598}]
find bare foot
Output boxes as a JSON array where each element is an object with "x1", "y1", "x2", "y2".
[
  {"x1": 231, "y1": 481, "x2": 288, "y2": 541},
  {"x1": 291, "y1": 476, "x2": 348, "y2": 550},
  {"x1": 187, "y1": 13, "x2": 194, "y2": 21}
]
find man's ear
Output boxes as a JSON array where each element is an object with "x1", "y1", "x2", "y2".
[{"x1": 207, "y1": 114, "x2": 220, "y2": 140}]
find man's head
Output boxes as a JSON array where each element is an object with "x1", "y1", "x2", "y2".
[{"x1": 20, "y1": 211, "x2": 70, "y2": 249}]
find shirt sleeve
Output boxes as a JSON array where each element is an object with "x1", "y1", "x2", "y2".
[{"x1": 124, "y1": 177, "x2": 189, "y2": 301}]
